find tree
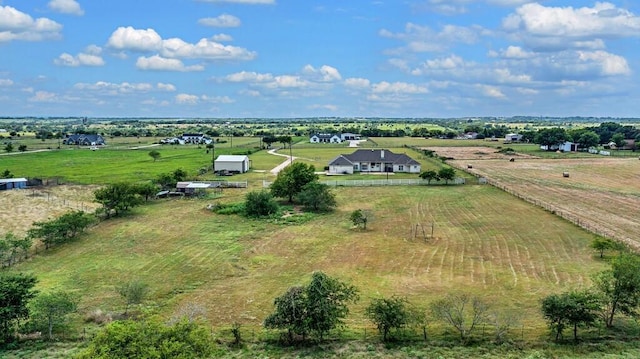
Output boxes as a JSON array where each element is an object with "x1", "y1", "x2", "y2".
[
  {"x1": 350, "y1": 209, "x2": 368, "y2": 229},
  {"x1": 28, "y1": 211, "x2": 93, "y2": 250},
  {"x1": 0, "y1": 273, "x2": 38, "y2": 344},
  {"x1": 590, "y1": 237, "x2": 615, "y2": 259},
  {"x1": 298, "y1": 182, "x2": 337, "y2": 212},
  {"x1": 116, "y1": 279, "x2": 149, "y2": 315},
  {"x1": 270, "y1": 162, "x2": 318, "y2": 203},
  {"x1": 264, "y1": 272, "x2": 359, "y2": 342},
  {"x1": 534, "y1": 127, "x2": 568, "y2": 150},
  {"x1": 4, "y1": 143, "x2": 13, "y2": 153},
  {"x1": 419, "y1": 170, "x2": 439, "y2": 184},
  {"x1": 29, "y1": 290, "x2": 78, "y2": 340},
  {"x1": 17, "y1": 144, "x2": 27, "y2": 152},
  {"x1": 263, "y1": 135, "x2": 278, "y2": 149},
  {"x1": 541, "y1": 291, "x2": 599, "y2": 342},
  {"x1": 611, "y1": 133, "x2": 626, "y2": 150},
  {"x1": 264, "y1": 286, "x2": 308, "y2": 342},
  {"x1": 1, "y1": 169, "x2": 13, "y2": 179},
  {"x1": 304, "y1": 271, "x2": 359, "y2": 340},
  {"x1": 366, "y1": 296, "x2": 411, "y2": 341},
  {"x1": 148, "y1": 149, "x2": 161, "y2": 162},
  {"x1": 0, "y1": 232, "x2": 32, "y2": 267},
  {"x1": 77, "y1": 319, "x2": 214, "y2": 359},
  {"x1": 430, "y1": 293, "x2": 489, "y2": 341},
  {"x1": 134, "y1": 182, "x2": 158, "y2": 202},
  {"x1": 244, "y1": 190, "x2": 279, "y2": 217},
  {"x1": 593, "y1": 253, "x2": 640, "y2": 327},
  {"x1": 94, "y1": 182, "x2": 142, "y2": 217},
  {"x1": 437, "y1": 167, "x2": 456, "y2": 184},
  {"x1": 575, "y1": 131, "x2": 600, "y2": 150}
]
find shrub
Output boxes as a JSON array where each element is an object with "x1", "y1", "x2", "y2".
[{"x1": 244, "y1": 190, "x2": 279, "y2": 218}]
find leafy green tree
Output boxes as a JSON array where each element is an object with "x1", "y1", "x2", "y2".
[
  {"x1": 94, "y1": 183, "x2": 142, "y2": 217},
  {"x1": 148, "y1": 149, "x2": 161, "y2": 162},
  {"x1": 593, "y1": 253, "x2": 640, "y2": 327},
  {"x1": 77, "y1": 319, "x2": 214, "y2": 359},
  {"x1": 262, "y1": 135, "x2": 278, "y2": 149},
  {"x1": 28, "y1": 290, "x2": 78, "y2": 340},
  {"x1": 1, "y1": 169, "x2": 13, "y2": 179},
  {"x1": 264, "y1": 286, "x2": 308, "y2": 342},
  {"x1": 590, "y1": 237, "x2": 615, "y2": 259},
  {"x1": 264, "y1": 272, "x2": 358, "y2": 342},
  {"x1": 28, "y1": 211, "x2": 93, "y2": 249},
  {"x1": 419, "y1": 170, "x2": 439, "y2": 184},
  {"x1": 430, "y1": 293, "x2": 489, "y2": 342},
  {"x1": 366, "y1": 296, "x2": 411, "y2": 341},
  {"x1": 437, "y1": 167, "x2": 456, "y2": 184},
  {"x1": 350, "y1": 209, "x2": 368, "y2": 229},
  {"x1": 134, "y1": 182, "x2": 158, "y2": 202},
  {"x1": 270, "y1": 162, "x2": 318, "y2": 203},
  {"x1": 4, "y1": 143, "x2": 13, "y2": 153},
  {"x1": 116, "y1": 279, "x2": 149, "y2": 315},
  {"x1": 541, "y1": 291, "x2": 599, "y2": 342},
  {"x1": 0, "y1": 232, "x2": 32, "y2": 267},
  {"x1": 17, "y1": 144, "x2": 27, "y2": 152},
  {"x1": 611, "y1": 133, "x2": 626, "y2": 150},
  {"x1": 244, "y1": 190, "x2": 279, "y2": 217},
  {"x1": 298, "y1": 182, "x2": 337, "y2": 212},
  {"x1": 575, "y1": 131, "x2": 600, "y2": 149},
  {"x1": 304, "y1": 271, "x2": 359, "y2": 340},
  {"x1": 0, "y1": 273, "x2": 38, "y2": 345},
  {"x1": 534, "y1": 127, "x2": 568, "y2": 150}
]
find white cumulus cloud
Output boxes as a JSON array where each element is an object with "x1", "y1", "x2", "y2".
[
  {"x1": 54, "y1": 45, "x2": 104, "y2": 67},
  {"x1": 0, "y1": 5, "x2": 62, "y2": 42},
  {"x1": 136, "y1": 55, "x2": 204, "y2": 72},
  {"x1": 198, "y1": 14, "x2": 241, "y2": 28},
  {"x1": 48, "y1": 0, "x2": 84, "y2": 16}
]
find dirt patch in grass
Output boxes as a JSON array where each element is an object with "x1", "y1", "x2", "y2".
[
  {"x1": 423, "y1": 146, "x2": 539, "y2": 160},
  {"x1": 0, "y1": 185, "x2": 100, "y2": 237}
]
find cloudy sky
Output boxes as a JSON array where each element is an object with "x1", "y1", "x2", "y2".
[{"x1": 1, "y1": 0, "x2": 639, "y2": 118}]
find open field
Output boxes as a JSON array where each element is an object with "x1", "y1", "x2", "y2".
[
  {"x1": 446, "y1": 156, "x2": 640, "y2": 249},
  {"x1": 0, "y1": 185, "x2": 100, "y2": 237},
  {"x1": 10, "y1": 185, "x2": 605, "y2": 336},
  {"x1": 423, "y1": 146, "x2": 540, "y2": 160}
]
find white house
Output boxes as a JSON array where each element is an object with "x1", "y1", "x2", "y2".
[
  {"x1": 540, "y1": 141, "x2": 577, "y2": 152},
  {"x1": 214, "y1": 155, "x2": 250, "y2": 173},
  {"x1": 328, "y1": 149, "x2": 421, "y2": 174},
  {"x1": 505, "y1": 133, "x2": 523, "y2": 142},
  {"x1": 310, "y1": 133, "x2": 342, "y2": 143},
  {"x1": 340, "y1": 133, "x2": 360, "y2": 141}
]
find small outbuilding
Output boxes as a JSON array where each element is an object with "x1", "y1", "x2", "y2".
[
  {"x1": 0, "y1": 177, "x2": 28, "y2": 190},
  {"x1": 214, "y1": 155, "x2": 250, "y2": 174}
]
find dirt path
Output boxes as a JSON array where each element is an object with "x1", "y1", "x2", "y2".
[{"x1": 267, "y1": 148, "x2": 297, "y2": 174}]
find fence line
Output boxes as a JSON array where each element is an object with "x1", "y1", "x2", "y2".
[{"x1": 262, "y1": 178, "x2": 465, "y2": 188}]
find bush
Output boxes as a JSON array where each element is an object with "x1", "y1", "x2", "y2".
[
  {"x1": 244, "y1": 190, "x2": 279, "y2": 218},
  {"x1": 212, "y1": 202, "x2": 245, "y2": 215}
]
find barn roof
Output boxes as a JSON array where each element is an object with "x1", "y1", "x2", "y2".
[
  {"x1": 0, "y1": 178, "x2": 27, "y2": 184},
  {"x1": 215, "y1": 155, "x2": 249, "y2": 162}
]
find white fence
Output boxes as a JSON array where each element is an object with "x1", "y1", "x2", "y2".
[{"x1": 262, "y1": 178, "x2": 465, "y2": 188}]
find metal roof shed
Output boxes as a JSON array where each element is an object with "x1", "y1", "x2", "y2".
[{"x1": 0, "y1": 178, "x2": 28, "y2": 190}]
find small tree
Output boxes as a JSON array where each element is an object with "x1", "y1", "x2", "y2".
[
  {"x1": 29, "y1": 290, "x2": 78, "y2": 340},
  {"x1": 298, "y1": 182, "x2": 337, "y2": 212},
  {"x1": 541, "y1": 290, "x2": 599, "y2": 342},
  {"x1": 94, "y1": 183, "x2": 142, "y2": 217},
  {"x1": 4, "y1": 143, "x2": 13, "y2": 153},
  {"x1": 419, "y1": 170, "x2": 439, "y2": 184},
  {"x1": 590, "y1": 237, "x2": 615, "y2": 259},
  {"x1": 116, "y1": 279, "x2": 149, "y2": 315},
  {"x1": 134, "y1": 182, "x2": 158, "y2": 202},
  {"x1": 366, "y1": 296, "x2": 411, "y2": 341},
  {"x1": 350, "y1": 209, "x2": 368, "y2": 229},
  {"x1": 148, "y1": 149, "x2": 161, "y2": 162},
  {"x1": 437, "y1": 167, "x2": 456, "y2": 184},
  {"x1": 1, "y1": 169, "x2": 13, "y2": 179},
  {"x1": 244, "y1": 190, "x2": 279, "y2": 217},
  {"x1": 18, "y1": 144, "x2": 27, "y2": 152},
  {"x1": 593, "y1": 253, "x2": 640, "y2": 327},
  {"x1": 0, "y1": 273, "x2": 38, "y2": 344},
  {"x1": 270, "y1": 162, "x2": 318, "y2": 203},
  {"x1": 611, "y1": 133, "x2": 626, "y2": 150},
  {"x1": 430, "y1": 293, "x2": 489, "y2": 342},
  {"x1": 264, "y1": 286, "x2": 307, "y2": 342}
]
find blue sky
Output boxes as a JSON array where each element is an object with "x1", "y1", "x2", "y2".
[{"x1": 1, "y1": 0, "x2": 640, "y2": 118}]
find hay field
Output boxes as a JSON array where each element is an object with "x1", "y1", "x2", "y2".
[
  {"x1": 449, "y1": 156, "x2": 640, "y2": 249},
  {"x1": 0, "y1": 185, "x2": 100, "y2": 237},
  {"x1": 423, "y1": 146, "x2": 539, "y2": 160},
  {"x1": 13, "y1": 185, "x2": 605, "y2": 332}
]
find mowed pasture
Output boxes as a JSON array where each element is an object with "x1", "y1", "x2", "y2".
[
  {"x1": 447, "y1": 155, "x2": 640, "y2": 249},
  {"x1": 12, "y1": 185, "x2": 605, "y2": 333}
]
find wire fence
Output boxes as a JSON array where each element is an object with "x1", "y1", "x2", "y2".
[{"x1": 262, "y1": 178, "x2": 466, "y2": 188}]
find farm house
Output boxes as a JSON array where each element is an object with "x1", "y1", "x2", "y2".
[
  {"x1": 0, "y1": 177, "x2": 28, "y2": 190},
  {"x1": 214, "y1": 155, "x2": 250, "y2": 174}
]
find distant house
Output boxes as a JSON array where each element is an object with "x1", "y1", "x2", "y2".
[
  {"x1": 540, "y1": 141, "x2": 577, "y2": 152},
  {"x1": 310, "y1": 134, "x2": 342, "y2": 143},
  {"x1": 505, "y1": 133, "x2": 523, "y2": 142},
  {"x1": 0, "y1": 177, "x2": 27, "y2": 190},
  {"x1": 214, "y1": 155, "x2": 250, "y2": 174},
  {"x1": 63, "y1": 134, "x2": 105, "y2": 146},
  {"x1": 328, "y1": 149, "x2": 421, "y2": 174},
  {"x1": 181, "y1": 133, "x2": 212, "y2": 145},
  {"x1": 607, "y1": 140, "x2": 636, "y2": 150},
  {"x1": 340, "y1": 133, "x2": 360, "y2": 141}
]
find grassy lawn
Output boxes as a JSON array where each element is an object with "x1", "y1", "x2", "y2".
[{"x1": 10, "y1": 185, "x2": 605, "y2": 337}]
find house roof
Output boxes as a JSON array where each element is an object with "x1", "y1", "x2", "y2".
[
  {"x1": 329, "y1": 149, "x2": 420, "y2": 166},
  {"x1": 311, "y1": 133, "x2": 340, "y2": 139},
  {"x1": 328, "y1": 155, "x2": 353, "y2": 166},
  {"x1": 0, "y1": 178, "x2": 28, "y2": 184},
  {"x1": 66, "y1": 134, "x2": 104, "y2": 143},
  {"x1": 215, "y1": 155, "x2": 249, "y2": 162}
]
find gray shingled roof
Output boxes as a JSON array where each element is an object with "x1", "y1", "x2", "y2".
[
  {"x1": 331, "y1": 149, "x2": 419, "y2": 165},
  {"x1": 328, "y1": 155, "x2": 354, "y2": 166}
]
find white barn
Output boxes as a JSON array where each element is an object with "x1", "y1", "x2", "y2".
[{"x1": 214, "y1": 155, "x2": 250, "y2": 173}]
